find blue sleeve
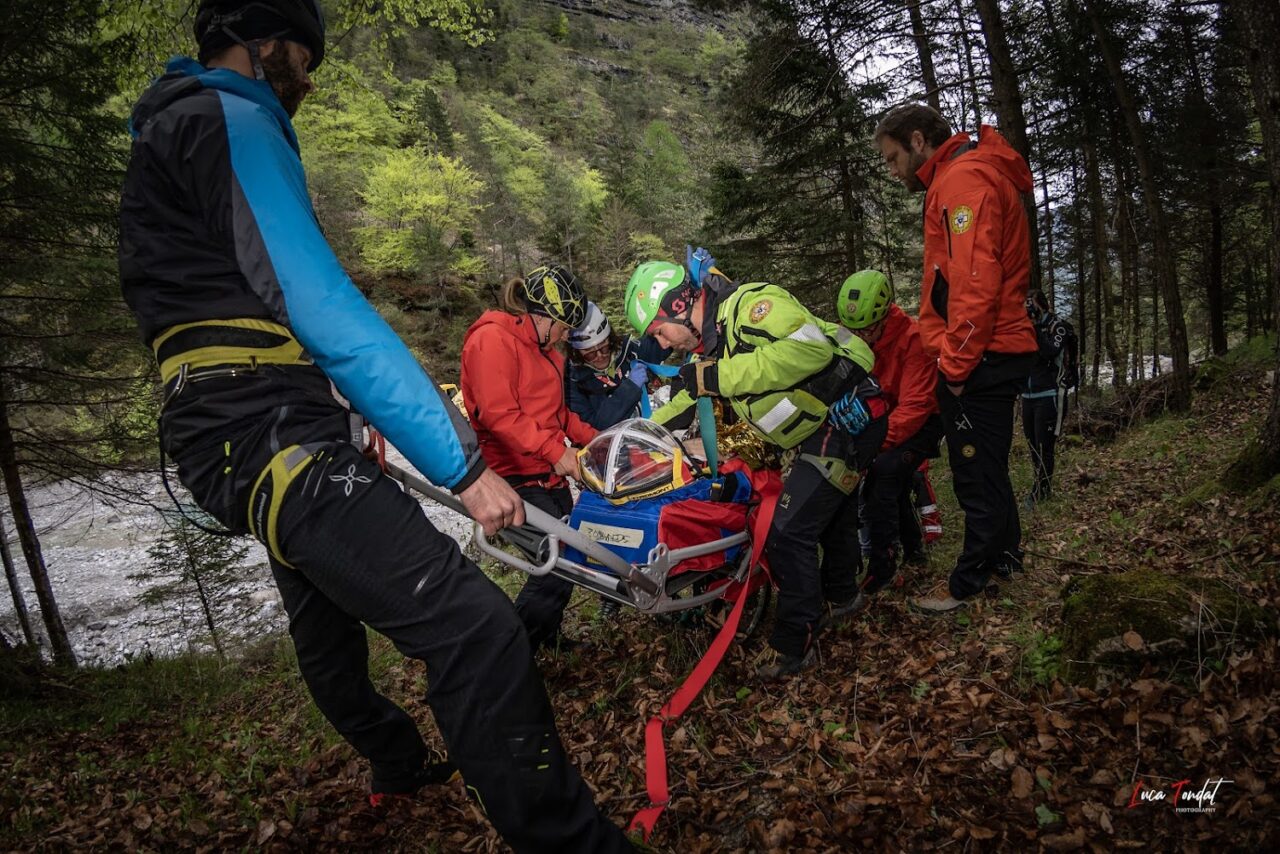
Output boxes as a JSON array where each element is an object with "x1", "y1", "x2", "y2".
[
  {"x1": 218, "y1": 93, "x2": 483, "y2": 491},
  {"x1": 634, "y1": 336, "x2": 672, "y2": 365},
  {"x1": 566, "y1": 367, "x2": 641, "y2": 430}
]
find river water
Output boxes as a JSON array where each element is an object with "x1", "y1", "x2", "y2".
[{"x1": 0, "y1": 450, "x2": 472, "y2": 667}]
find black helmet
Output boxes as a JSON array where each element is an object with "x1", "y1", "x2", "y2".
[
  {"x1": 195, "y1": 0, "x2": 326, "y2": 72},
  {"x1": 522, "y1": 265, "x2": 587, "y2": 328}
]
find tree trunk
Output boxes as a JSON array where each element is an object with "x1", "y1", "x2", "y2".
[
  {"x1": 1175, "y1": 0, "x2": 1228, "y2": 357},
  {"x1": 906, "y1": 0, "x2": 942, "y2": 111},
  {"x1": 1152, "y1": 267, "x2": 1162, "y2": 376},
  {"x1": 817, "y1": 10, "x2": 866, "y2": 271},
  {"x1": 953, "y1": 0, "x2": 984, "y2": 133},
  {"x1": 1206, "y1": 202, "x2": 1227, "y2": 355},
  {"x1": 972, "y1": 0, "x2": 1043, "y2": 295},
  {"x1": 1243, "y1": 262, "x2": 1255, "y2": 340},
  {"x1": 0, "y1": 509, "x2": 35, "y2": 646},
  {"x1": 1033, "y1": 107, "x2": 1056, "y2": 306},
  {"x1": 0, "y1": 382, "x2": 75, "y2": 666},
  {"x1": 1225, "y1": 0, "x2": 1280, "y2": 487},
  {"x1": 185, "y1": 537, "x2": 224, "y2": 659},
  {"x1": 1082, "y1": 134, "x2": 1125, "y2": 387},
  {"x1": 1083, "y1": 0, "x2": 1191, "y2": 410},
  {"x1": 1070, "y1": 158, "x2": 1092, "y2": 385},
  {"x1": 1116, "y1": 161, "x2": 1143, "y2": 382}
]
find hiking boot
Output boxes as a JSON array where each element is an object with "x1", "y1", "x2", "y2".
[
  {"x1": 819, "y1": 591, "x2": 867, "y2": 629},
  {"x1": 755, "y1": 646, "x2": 817, "y2": 682},
  {"x1": 369, "y1": 759, "x2": 461, "y2": 808}
]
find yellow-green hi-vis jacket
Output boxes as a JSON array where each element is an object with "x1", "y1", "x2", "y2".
[{"x1": 653, "y1": 282, "x2": 875, "y2": 449}]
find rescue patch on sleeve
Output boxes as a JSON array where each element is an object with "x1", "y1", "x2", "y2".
[
  {"x1": 949, "y1": 205, "x2": 974, "y2": 234},
  {"x1": 749, "y1": 299, "x2": 772, "y2": 322}
]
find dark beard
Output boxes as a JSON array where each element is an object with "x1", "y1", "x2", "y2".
[
  {"x1": 905, "y1": 149, "x2": 929, "y2": 192},
  {"x1": 260, "y1": 47, "x2": 309, "y2": 117}
]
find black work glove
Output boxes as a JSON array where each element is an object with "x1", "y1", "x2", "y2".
[{"x1": 677, "y1": 359, "x2": 720, "y2": 397}]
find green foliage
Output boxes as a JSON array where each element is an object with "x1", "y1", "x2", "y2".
[
  {"x1": 402, "y1": 81, "x2": 457, "y2": 154},
  {"x1": 705, "y1": 8, "x2": 903, "y2": 302},
  {"x1": 356, "y1": 147, "x2": 486, "y2": 285},
  {"x1": 295, "y1": 59, "x2": 405, "y2": 257},
  {"x1": 540, "y1": 157, "x2": 609, "y2": 264},
  {"x1": 334, "y1": 0, "x2": 494, "y2": 48},
  {"x1": 472, "y1": 102, "x2": 550, "y2": 211},
  {"x1": 1022, "y1": 631, "x2": 1063, "y2": 687},
  {"x1": 1, "y1": 0, "x2": 154, "y2": 483},
  {"x1": 623, "y1": 121, "x2": 699, "y2": 244},
  {"x1": 131, "y1": 511, "x2": 252, "y2": 658}
]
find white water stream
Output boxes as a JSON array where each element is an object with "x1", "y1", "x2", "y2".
[{"x1": 0, "y1": 450, "x2": 472, "y2": 667}]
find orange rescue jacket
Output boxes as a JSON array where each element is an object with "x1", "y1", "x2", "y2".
[
  {"x1": 916, "y1": 126, "x2": 1038, "y2": 384},
  {"x1": 871, "y1": 305, "x2": 939, "y2": 451},
  {"x1": 460, "y1": 310, "x2": 597, "y2": 481}
]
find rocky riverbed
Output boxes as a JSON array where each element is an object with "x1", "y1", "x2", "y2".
[{"x1": 0, "y1": 451, "x2": 471, "y2": 667}]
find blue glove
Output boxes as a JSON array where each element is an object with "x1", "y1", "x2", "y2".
[
  {"x1": 686, "y1": 245, "x2": 717, "y2": 288},
  {"x1": 829, "y1": 392, "x2": 870, "y2": 435},
  {"x1": 627, "y1": 360, "x2": 649, "y2": 388}
]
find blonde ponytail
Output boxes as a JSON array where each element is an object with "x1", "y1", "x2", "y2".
[{"x1": 500, "y1": 276, "x2": 527, "y2": 314}]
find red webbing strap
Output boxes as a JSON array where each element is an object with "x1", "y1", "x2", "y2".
[
  {"x1": 627, "y1": 584, "x2": 750, "y2": 840},
  {"x1": 366, "y1": 427, "x2": 388, "y2": 473}
]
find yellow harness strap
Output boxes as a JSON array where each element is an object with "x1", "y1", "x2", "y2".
[
  {"x1": 152, "y1": 318, "x2": 310, "y2": 386},
  {"x1": 247, "y1": 444, "x2": 322, "y2": 568}
]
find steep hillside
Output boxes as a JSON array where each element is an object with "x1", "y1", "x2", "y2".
[{"x1": 292, "y1": 0, "x2": 752, "y2": 380}]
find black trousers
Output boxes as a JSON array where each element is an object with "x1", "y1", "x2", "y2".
[
  {"x1": 937, "y1": 381, "x2": 1024, "y2": 600},
  {"x1": 509, "y1": 481, "x2": 576, "y2": 649},
  {"x1": 240, "y1": 444, "x2": 628, "y2": 852},
  {"x1": 861, "y1": 416, "x2": 944, "y2": 585},
  {"x1": 1022, "y1": 393, "x2": 1063, "y2": 501},
  {"x1": 766, "y1": 422, "x2": 883, "y2": 658}
]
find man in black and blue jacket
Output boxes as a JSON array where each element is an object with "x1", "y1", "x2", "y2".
[{"x1": 118, "y1": 2, "x2": 630, "y2": 850}]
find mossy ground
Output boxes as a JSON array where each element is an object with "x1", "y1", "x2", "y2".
[{"x1": 1059, "y1": 569, "x2": 1269, "y2": 686}]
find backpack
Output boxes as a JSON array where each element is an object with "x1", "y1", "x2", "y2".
[{"x1": 1055, "y1": 318, "x2": 1079, "y2": 390}]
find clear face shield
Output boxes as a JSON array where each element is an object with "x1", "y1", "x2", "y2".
[{"x1": 577, "y1": 419, "x2": 697, "y2": 504}]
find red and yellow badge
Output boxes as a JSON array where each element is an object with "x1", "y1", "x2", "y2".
[
  {"x1": 749, "y1": 299, "x2": 772, "y2": 322},
  {"x1": 950, "y1": 205, "x2": 974, "y2": 234}
]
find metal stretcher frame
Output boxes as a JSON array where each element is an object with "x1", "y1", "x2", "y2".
[{"x1": 385, "y1": 461, "x2": 754, "y2": 615}]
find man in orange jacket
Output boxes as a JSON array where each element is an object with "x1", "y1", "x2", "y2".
[
  {"x1": 837, "y1": 271, "x2": 944, "y2": 603},
  {"x1": 874, "y1": 103, "x2": 1038, "y2": 611}
]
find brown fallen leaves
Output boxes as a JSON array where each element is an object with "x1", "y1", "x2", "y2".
[{"x1": 2, "y1": 369, "x2": 1277, "y2": 852}]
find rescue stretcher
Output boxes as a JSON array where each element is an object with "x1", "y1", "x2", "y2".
[
  {"x1": 382, "y1": 418, "x2": 779, "y2": 840},
  {"x1": 384, "y1": 418, "x2": 774, "y2": 636}
]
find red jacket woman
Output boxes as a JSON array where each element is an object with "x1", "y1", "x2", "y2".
[
  {"x1": 462, "y1": 311, "x2": 596, "y2": 482},
  {"x1": 460, "y1": 265, "x2": 596, "y2": 651}
]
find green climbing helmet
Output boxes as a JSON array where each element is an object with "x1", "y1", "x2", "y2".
[
  {"x1": 837, "y1": 270, "x2": 894, "y2": 330},
  {"x1": 624, "y1": 261, "x2": 689, "y2": 335}
]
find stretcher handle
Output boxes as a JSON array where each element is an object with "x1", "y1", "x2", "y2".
[
  {"x1": 384, "y1": 461, "x2": 659, "y2": 594},
  {"x1": 474, "y1": 522, "x2": 559, "y2": 576}
]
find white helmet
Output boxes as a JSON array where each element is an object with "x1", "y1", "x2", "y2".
[{"x1": 570, "y1": 301, "x2": 612, "y2": 350}]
